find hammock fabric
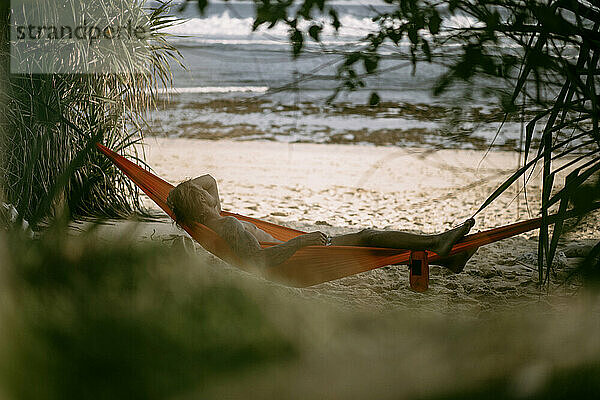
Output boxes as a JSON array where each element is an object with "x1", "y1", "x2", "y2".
[{"x1": 97, "y1": 143, "x2": 546, "y2": 288}]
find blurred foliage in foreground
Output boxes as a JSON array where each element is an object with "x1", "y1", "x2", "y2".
[
  {"x1": 0, "y1": 223, "x2": 295, "y2": 400},
  {"x1": 0, "y1": 0, "x2": 181, "y2": 224},
  {"x1": 1, "y1": 221, "x2": 600, "y2": 399}
]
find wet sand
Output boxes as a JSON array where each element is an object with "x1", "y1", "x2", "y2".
[{"x1": 148, "y1": 98, "x2": 540, "y2": 149}]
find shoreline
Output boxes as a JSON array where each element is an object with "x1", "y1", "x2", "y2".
[{"x1": 146, "y1": 96, "x2": 555, "y2": 150}]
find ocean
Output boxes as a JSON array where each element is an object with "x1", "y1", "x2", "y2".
[{"x1": 147, "y1": 0, "x2": 529, "y2": 149}]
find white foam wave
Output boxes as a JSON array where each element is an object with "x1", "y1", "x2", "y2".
[
  {"x1": 156, "y1": 86, "x2": 269, "y2": 94},
  {"x1": 162, "y1": 11, "x2": 378, "y2": 40},
  {"x1": 170, "y1": 37, "x2": 357, "y2": 46},
  {"x1": 443, "y1": 15, "x2": 485, "y2": 29}
]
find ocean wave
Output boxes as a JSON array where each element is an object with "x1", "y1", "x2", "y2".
[
  {"x1": 169, "y1": 37, "x2": 355, "y2": 47},
  {"x1": 162, "y1": 11, "x2": 378, "y2": 40},
  {"x1": 155, "y1": 86, "x2": 269, "y2": 94},
  {"x1": 443, "y1": 14, "x2": 485, "y2": 29}
]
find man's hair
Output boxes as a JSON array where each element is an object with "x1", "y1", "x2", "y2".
[{"x1": 166, "y1": 180, "x2": 212, "y2": 225}]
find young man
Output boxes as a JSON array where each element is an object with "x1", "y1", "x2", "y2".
[{"x1": 167, "y1": 175, "x2": 477, "y2": 271}]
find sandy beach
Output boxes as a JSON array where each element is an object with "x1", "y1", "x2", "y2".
[
  {"x1": 77, "y1": 137, "x2": 599, "y2": 314},
  {"x1": 61, "y1": 137, "x2": 600, "y2": 399},
  {"x1": 7, "y1": 136, "x2": 597, "y2": 400},
  {"x1": 4, "y1": 1, "x2": 600, "y2": 398}
]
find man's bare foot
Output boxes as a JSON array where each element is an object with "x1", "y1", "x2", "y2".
[
  {"x1": 436, "y1": 247, "x2": 478, "y2": 273},
  {"x1": 430, "y1": 218, "x2": 475, "y2": 257},
  {"x1": 299, "y1": 231, "x2": 328, "y2": 247}
]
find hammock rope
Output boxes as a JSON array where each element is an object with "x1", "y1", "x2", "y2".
[{"x1": 97, "y1": 143, "x2": 561, "y2": 288}]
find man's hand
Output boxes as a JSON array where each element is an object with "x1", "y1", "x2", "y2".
[
  {"x1": 298, "y1": 231, "x2": 328, "y2": 247},
  {"x1": 191, "y1": 174, "x2": 221, "y2": 213},
  {"x1": 259, "y1": 231, "x2": 329, "y2": 268}
]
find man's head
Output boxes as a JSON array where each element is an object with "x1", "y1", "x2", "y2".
[{"x1": 167, "y1": 180, "x2": 218, "y2": 225}]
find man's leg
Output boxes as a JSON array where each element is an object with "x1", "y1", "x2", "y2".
[
  {"x1": 329, "y1": 219, "x2": 474, "y2": 258},
  {"x1": 330, "y1": 229, "x2": 436, "y2": 249},
  {"x1": 434, "y1": 247, "x2": 479, "y2": 273}
]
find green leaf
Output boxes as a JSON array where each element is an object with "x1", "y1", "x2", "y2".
[
  {"x1": 474, "y1": 154, "x2": 544, "y2": 216},
  {"x1": 197, "y1": 0, "x2": 208, "y2": 15},
  {"x1": 547, "y1": 171, "x2": 576, "y2": 270},
  {"x1": 433, "y1": 73, "x2": 452, "y2": 96},
  {"x1": 177, "y1": 1, "x2": 188, "y2": 13},
  {"x1": 290, "y1": 28, "x2": 304, "y2": 58},
  {"x1": 428, "y1": 11, "x2": 442, "y2": 35},
  {"x1": 414, "y1": 13, "x2": 425, "y2": 29},
  {"x1": 297, "y1": 0, "x2": 314, "y2": 19},
  {"x1": 408, "y1": 25, "x2": 418, "y2": 44},
  {"x1": 422, "y1": 39, "x2": 431, "y2": 62},
  {"x1": 449, "y1": 0, "x2": 459, "y2": 12},
  {"x1": 345, "y1": 52, "x2": 362, "y2": 66},
  {"x1": 500, "y1": 92, "x2": 518, "y2": 113},
  {"x1": 329, "y1": 9, "x2": 341, "y2": 31},
  {"x1": 368, "y1": 92, "x2": 380, "y2": 106},
  {"x1": 364, "y1": 54, "x2": 379, "y2": 74},
  {"x1": 308, "y1": 24, "x2": 322, "y2": 42},
  {"x1": 539, "y1": 170, "x2": 554, "y2": 283},
  {"x1": 548, "y1": 160, "x2": 600, "y2": 207},
  {"x1": 388, "y1": 29, "x2": 402, "y2": 45}
]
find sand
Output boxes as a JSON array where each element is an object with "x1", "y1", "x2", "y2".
[
  {"x1": 58, "y1": 137, "x2": 600, "y2": 398},
  {"x1": 76, "y1": 137, "x2": 599, "y2": 313}
]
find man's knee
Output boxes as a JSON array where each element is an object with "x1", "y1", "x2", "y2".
[{"x1": 358, "y1": 228, "x2": 376, "y2": 246}]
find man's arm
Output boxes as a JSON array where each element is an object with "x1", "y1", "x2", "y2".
[
  {"x1": 258, "y1": 232, "x2": 327, "y2": 268},
  {"x1": 191, "y1": 174, "x2": 221, "y2": 212},
  {"x1": 217, "y1": 217, "x2": 327, "y2": 269}
]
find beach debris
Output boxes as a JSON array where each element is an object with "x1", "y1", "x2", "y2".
[
  {"x1": 564, "y1": 242, "x2": 597, "y2": 258},
  {"x1": 517, "y1": 252, "x2": 568, "y2": 269},
  {"x1": 477, "y1": 266, "x2": 502, "y2": 279},
  {"x1": 170, "y1": 234, "x2": 197, "y2": 256},
  {"x1": 315, "y1": 220, "x2": 331, "y2": 226}
]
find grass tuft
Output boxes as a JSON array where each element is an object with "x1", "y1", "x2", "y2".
[{"x1": 0, "y1": 1, "x2": 183, "y2": 225}]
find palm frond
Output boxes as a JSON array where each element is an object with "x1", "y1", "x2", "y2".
[{"x1": 0, "y1": 0, "x2": 182, "y2": 224}]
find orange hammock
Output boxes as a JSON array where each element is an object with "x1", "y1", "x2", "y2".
[{"x1": 97, "y1": 143, "x2": 547, "y2": 289}]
